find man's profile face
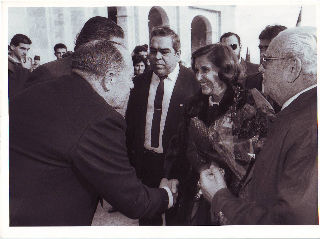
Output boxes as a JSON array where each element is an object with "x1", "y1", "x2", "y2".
[
  {"x1": 105, "y1": 45, "x2": 134, "y2": 112},
  {"x1": 54, "y1": 48, "x2": 67, "y2": 59},
  {"x1": 221, "y1": 35, "x2": 241, "y2": 60},
  {"x1": 149, "y1": 36, "x2": 180, "y2": 78},
  {"x1": 262, "y1": 46, "x2": 287, "y2": 105},
  {"x1": 259, "y1": 39, "x2": 271, "y2": 65},
  {"x1": 11, "y1": 43, "x2": 30, "y2": 62}
]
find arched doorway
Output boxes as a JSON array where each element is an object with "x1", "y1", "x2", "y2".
[
  {"x1": 191, "y1": 15, "x2": 212, "y2": 53},
  {"x1": 148, "y1": 7, "x2": 169, "y2": 38}
]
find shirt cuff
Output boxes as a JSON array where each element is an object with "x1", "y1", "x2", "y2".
[{"x1": 160, "y1": 186, "x2": 173, "y2": 208}]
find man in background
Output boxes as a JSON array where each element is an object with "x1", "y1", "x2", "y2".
[
  {"x1": 220, "y1": 32, "x2": 259, "y2": 78},
  {"x1": 31, "y1": 55, "x2": 41, "y2": 71},
  {"x1": 54, "y1": 43, "x2": 67, "y2": 60},
  {"x1": 200, "y1": 26, "x2": 317, "y2": 225},
  {"x1": 8, "y1": 34, "x2": 32, "y2": 98},
  {"x1": 126, "y1": 26, "x2": 199, "y2": 225},
  {"x1": 246, "y1": 25, "x2": 287, "y2": 91},
  {"x1": 25, "y1": 16, "x2": 124, "y2": 87}
]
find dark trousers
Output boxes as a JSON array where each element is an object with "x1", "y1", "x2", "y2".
[{"x1": 139, "y1": 149, "x2": 164, "y2": 226}]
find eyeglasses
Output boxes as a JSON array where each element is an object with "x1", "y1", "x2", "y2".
[
  {"x1": 261, "y1": 55, "x2": 289, "y2": 68},
  {"x1": 229, "y1": 44, "x2": 238, "y2": 50}
]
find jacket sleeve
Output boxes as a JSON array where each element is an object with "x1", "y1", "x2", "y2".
[
  {"x1": 70, "y1": 111, "x2": 169, "y2": 219},
  {"x1": 211, "y1": 123, "x2": 318, "y2": 225}
]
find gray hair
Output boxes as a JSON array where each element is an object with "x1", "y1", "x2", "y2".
[
  {"x1": 269, "y1": 26, "x2": 317, "y2": 76},
  {"x1": 72, "y1": 40, "x2": 124, "y2": 77}
]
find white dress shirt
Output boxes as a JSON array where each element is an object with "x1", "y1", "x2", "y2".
[
  {"x1": 281, "y1": 84, "x2": 316, "y2": 110},
  {"x1": 144, "y1": 64, "x2": 180, "y2": 153}
]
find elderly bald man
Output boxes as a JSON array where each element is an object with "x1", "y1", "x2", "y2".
[{"x1": 199, "y1": 26, "x2": 318, "y2": 225}]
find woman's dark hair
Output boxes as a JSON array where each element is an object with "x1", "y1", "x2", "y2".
[
  {"x1": 133, "y1": 44, "x2": 148, "y2": 55},
  {"x1": 191, "y1": 43, "x2": 241, "y2": 86},
  {"x1": 189, "y1": 43, "x2": 245, "y2": 123},
  {"x1": 132, "y1": 54, "x2": 148, "y2": 67}
]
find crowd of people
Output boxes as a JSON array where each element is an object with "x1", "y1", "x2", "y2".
[{"x1": 8, "y1": 15, "x2": 317, "y2": 227}]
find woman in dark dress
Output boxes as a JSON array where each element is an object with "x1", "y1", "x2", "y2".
[{"x1": 165, "y1": 43, "x2": 274, "y2": 225}]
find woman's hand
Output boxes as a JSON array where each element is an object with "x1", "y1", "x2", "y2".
[{"x1": 199, "y1": 165, "x2": 227, "y2": 201}]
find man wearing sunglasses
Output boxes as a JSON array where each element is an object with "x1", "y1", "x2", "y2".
[{"x1": 220, "y1": 32, "x2": 259, "y2": 79}]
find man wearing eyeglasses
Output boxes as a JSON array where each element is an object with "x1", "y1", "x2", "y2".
[
  {"x1": 126, "y1": 26, "x2": 199, "y2": 225},
  {"x1": 199, "y1": 26, "x2": 317, "y2": 225},
  {"x1": 220, "y1": 32, "x2": 259, "y2": 79}
]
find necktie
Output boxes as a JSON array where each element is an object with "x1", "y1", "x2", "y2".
[{"x1": 151, "y1": 77, "x2": 165, "y2": 147}]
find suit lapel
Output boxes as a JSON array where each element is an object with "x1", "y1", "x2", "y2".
[
  {"x1": 162, "y1": 66, "x2": 186, "y2": 151},
  {"x1": 135, "y1": 71, "x2": 153, "y2": 146}
]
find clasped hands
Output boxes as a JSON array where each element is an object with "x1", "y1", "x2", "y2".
[{"x1": 199, "y1": 164, "x2": 227, "y2": 201}]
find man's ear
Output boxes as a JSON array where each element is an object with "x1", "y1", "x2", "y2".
[
  {"x1": 287, "y1": 56, "x2": 302, "y2": 83},
  {"x1": 175, "y1": 49, "x2": 181, "y2": 59},
  {"x1": 10, "y1": 45, "x2": 15, "y2": 51},
  {"x1": 101, "y1": 71, "x2": 116, "y2": 92}
]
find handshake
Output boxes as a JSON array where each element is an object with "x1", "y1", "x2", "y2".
[
  {"x1": 158, "y1": 164, "x2": 227, "y2": 208},
  {"x1": 159, "y1": 178, "x2": 179, "y2": 208}
]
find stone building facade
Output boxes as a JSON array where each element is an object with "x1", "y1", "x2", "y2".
[{"x1": 9, "y1": 6, "x2": 236, "y2": 65}]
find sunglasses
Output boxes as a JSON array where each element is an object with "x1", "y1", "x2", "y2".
[{"x1": 229, "y1": 44, "x2": 238, "y2": 50}]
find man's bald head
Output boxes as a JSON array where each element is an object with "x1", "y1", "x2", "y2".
[
  {"x1": 267, "y1": 26, "x2": 317, "y2": 77},
  {"x1": 72, "y1": 40, "x2": 126, "y2": 76},
  {"x1": 263, "y1": 26, "x2": 317, "y2": 106},
  {"x1": 71, "y1": 40, "x2": 133, "y2": 116}
]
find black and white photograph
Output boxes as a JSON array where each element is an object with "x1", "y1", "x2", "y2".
[{"x1": 1, "y1": 0, "x2": 319, "y2": 238}]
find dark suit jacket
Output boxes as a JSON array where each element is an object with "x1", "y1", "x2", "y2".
[
  {"x1": 241, "y1": 60, "x2": 259, "y2": 77},
  {"x1": 245, "y1": 72, "x2": 263, "y2": 91},
  {"x1": 126, "y1": 65, "x2": 199, "y2": 177},
  {"x1": 8, "y1": 58, "x2": 31, "y2": 99},
  {"x1": 10, "y1": 73, "x2": 169, "y2": 226},
  {"x1": 24, "y1": 56, "x2": 72, "y2": 88},
  {"x1": 211, "y1": 87, "x2": 318, "y2": 224}
]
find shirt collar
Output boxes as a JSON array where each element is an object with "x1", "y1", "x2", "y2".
[
  {"x1": 209, "y1": 96, "x2": 220, "y2": 106},
  {"x1": 8, "y1": 54, "x2": 21, "y2": 64},
  {"x1": 281, "y1": 84, "x2": 317, "y2": 110}
]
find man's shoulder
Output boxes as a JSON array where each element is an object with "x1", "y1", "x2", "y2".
[
  {"x1": 179, "y1": 64, "x2": 195, "y2": 76},
  {"x1": 177, "y1": 65, "x2": 199, "y2": 91},
  {"x1": 27, "y1": 57, "x2": 72, "y2": 88},
  {"x1": 276, "y1": 88, "x2": 317, "y2": 134},
  {"x1": 33, "y1": 57, "x2": 71, "y2": 77},
  {"x1": 40, "y1": 57, "x2": 72, "y2": 74}
]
